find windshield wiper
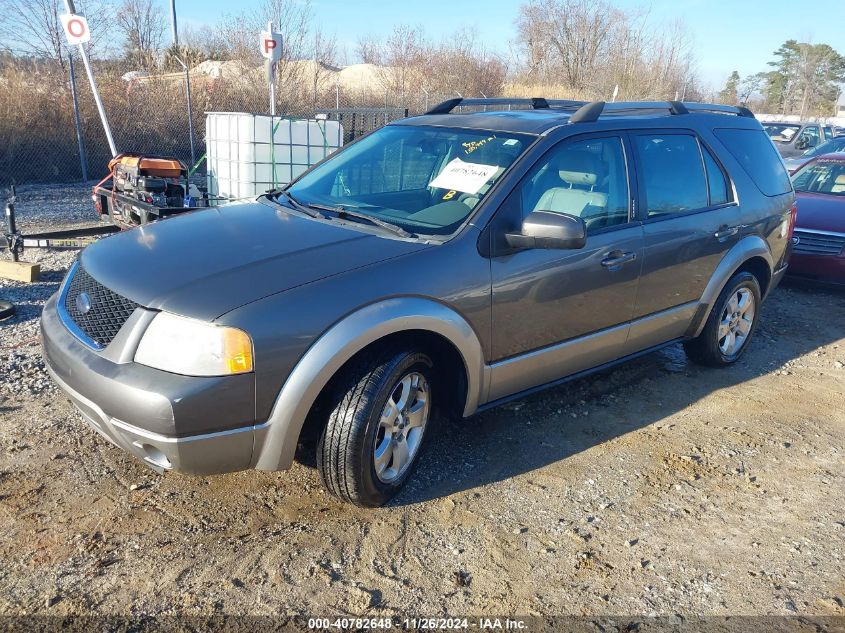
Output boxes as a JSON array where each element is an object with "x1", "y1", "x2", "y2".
[
  {"x1": 264, "y1": 189, "x2": 325, "y2": 219},
  {"x1": 307, "y1": 203, "x2": 416, "y2": 238}
]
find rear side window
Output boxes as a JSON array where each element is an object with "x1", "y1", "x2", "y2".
[
  {"x1": 702, "y1": 145, "x2": 730, "y2": 205},
  {"x1": 634, "y1": 133, "x2": 708, "y2": 217},
  {"x1": 713, "y1": 128, "x2": 792, "y2": 196}
]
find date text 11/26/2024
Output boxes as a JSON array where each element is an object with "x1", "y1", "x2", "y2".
[{"x1": 307, "y1": 617, "x2": 529, "y2": 630}]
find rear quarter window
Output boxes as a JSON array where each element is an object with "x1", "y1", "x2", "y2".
[{"x1": 713, "y1": 128, "x2": 792, "y2": 197}]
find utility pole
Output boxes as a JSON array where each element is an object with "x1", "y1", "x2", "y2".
[
  {"x1": 170, "y1": 0, "x2": 196, "y2": 166},
  {"x1": 63, "y1": 0, "x2": 116, "y2": 156}
]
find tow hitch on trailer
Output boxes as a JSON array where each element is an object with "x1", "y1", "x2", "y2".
[
  {"x1": 2, "y1": 187, "x2": 120, "y2": 256},
  {"x1": 1, "y1": 187, "x2": 121, "y2": 282}
]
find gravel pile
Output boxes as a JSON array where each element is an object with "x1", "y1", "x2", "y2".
[
  {"x1": 0, "y1": 249, "x2": 77, "y2": 395},
  {"x1": 1, "y1": 183, "x2": 101, "y2": 395},
  {"x1": 1, "y1": 351, "x2": 53, "y2": 395},
  {"x1": 4, "y1": 182, "x2": 100, "y2": 234}
]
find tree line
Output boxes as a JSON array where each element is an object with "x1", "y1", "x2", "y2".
[{"x1": 718, "y1": 41, "x2": 844, "y2": 117}]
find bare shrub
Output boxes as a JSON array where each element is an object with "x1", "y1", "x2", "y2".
[{"x1": 514, "y1": 0, "x2": 699, "y2": 101}]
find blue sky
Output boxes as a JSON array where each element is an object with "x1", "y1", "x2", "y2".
[{"x1": 172, "y1": 0, "x2": 844, "y2": 89}]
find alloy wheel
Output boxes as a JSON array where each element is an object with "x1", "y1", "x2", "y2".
[
  {"x1": 718, "y1": 287, "x2": 755, "y2": 356},
  {"x1": 373, "y1": 371, "x2": 430, "y2": 483}
]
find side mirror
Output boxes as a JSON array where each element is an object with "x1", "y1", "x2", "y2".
[
  {"x1": 795, "y1": 138, "x2": 810, "y2": 150},
  {"x1": 505, "y1": 210, "x2": 587, "y2": 250}
]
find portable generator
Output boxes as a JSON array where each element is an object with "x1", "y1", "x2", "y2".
[{"x1": 108, "y1": 154, "x2": 188, "y2": 208}]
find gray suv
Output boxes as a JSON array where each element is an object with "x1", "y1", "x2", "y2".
[{"x1": 42, "y1": 98, "x2": 795, "y2": 507}]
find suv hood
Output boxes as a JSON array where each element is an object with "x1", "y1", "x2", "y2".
[{"x1": 81, "y1": 201, "x2": 428, "y2": 320}]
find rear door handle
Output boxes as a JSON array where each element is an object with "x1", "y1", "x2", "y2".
[
  {"x1": 714, "y1": 225, "x2": 740, "y2": 240},
  {"x1": 601, "y1": 250, "x2": 637, "y2": 269}
]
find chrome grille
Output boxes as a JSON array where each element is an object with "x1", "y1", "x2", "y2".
[
  {"x1": 63, "y1": 264, "x2": 138, "y2": 348},
  {"x1": 792, "y1": 230, "x2": 845, "y2": 256}
]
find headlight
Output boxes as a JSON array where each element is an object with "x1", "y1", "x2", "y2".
[{"x1": 134, "y1": 312, "x2": 253, "y2": 376}]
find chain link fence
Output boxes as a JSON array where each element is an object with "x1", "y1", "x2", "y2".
[{"x1": 0, "y1": 58, "x2": 464, "y2": 187}]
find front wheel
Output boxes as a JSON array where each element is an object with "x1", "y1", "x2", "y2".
[
  {"x1": 317, "y1": 349, "x2": 434, "y2": 507},
  {"x1": 684, "y1": 271, "x2": 761, "y2": 367}
]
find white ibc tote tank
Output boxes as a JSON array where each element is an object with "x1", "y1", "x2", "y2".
[{"x1": 205, "y1": 112, "x2": 344, "y2": 202}]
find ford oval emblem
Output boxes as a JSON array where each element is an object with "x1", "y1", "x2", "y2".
[{"x1": 75, "y1": 292, "x2": 92, "y2": 314}]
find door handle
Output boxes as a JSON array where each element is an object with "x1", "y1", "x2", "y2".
[
  {"x1": 714, "y1": 225, "x2": 740, "y2": 240},
  {"x1": 601, "y1": 250, "x2": 637, "y2": 269}
]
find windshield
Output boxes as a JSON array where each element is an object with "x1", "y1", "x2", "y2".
[
  {"x1": 764, "y1": 123, "x2": 801, "y2": 141},
  {"x1": 803, "y1": 136, "x2": 845, "y2": 158},
  {"x1": 792, "y1": 159, "x2": 845, "y2": 196},
  {"x1": 284, "y1": 125, "x2": 532, "y2": 236}
]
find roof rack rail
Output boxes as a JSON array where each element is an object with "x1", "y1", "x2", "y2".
[
  {"x1": 683, "y1": 102, "x2": 755, "y2": 118},
  {"x1": 424, "y1": 97, "x2": 586, "y2": 115},
  {"x1": 568, "y1": 100, "x2": 755, "y2": 124},
  {"x1": 423, "y1": 98, "x2": 755, "y2": 120}
]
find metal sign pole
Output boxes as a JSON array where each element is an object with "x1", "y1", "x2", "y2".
[
  {"x1": 170, "y1": 0, "x2": 196, "y2": 166},
  {"x1": 63, "y1": 0, "x2": 116, "y2": 157},
  {"x1": 67, "y1": 49, "x2": 89, "y2": 181},
  {"x1": 261, "y1": 23, "x2": 283, "y2": 117},
  {"x1": 270, "y1": 70, "x2": 276, "y2": 117},
  {"x1": 169, "y1": 0, "x2": 178, "y2": 42},
  {"x1": 268, "y1": 21, "x2": 276, "y2": 116}
]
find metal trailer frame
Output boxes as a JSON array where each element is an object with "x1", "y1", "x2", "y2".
[
  {"x1": 3, "y1": 190, "x2": 120, "y2": 259},
  {"x1": 91, "y1": 177, "x2": 205, "y2": 229},
  {"x1": 1, "y1": 181, "x2": 204, "y2": 263}
]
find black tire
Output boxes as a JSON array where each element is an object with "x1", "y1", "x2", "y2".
[
  {"x1": 0, "y1": 299, "x2": 15, "y2": 321},
  {"x1": 317, "y1": 349, "x2": 434, "y2": 507},
  {"x1": 684, "y1": 271, "x2": 761, "y2": 367}
]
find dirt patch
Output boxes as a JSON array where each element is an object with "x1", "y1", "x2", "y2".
[{"x1": 1, "y1": 251, "x2": 844, "y2": 619}]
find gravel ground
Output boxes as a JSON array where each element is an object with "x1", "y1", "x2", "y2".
[
  {"x1": 1, "y1": 217, "x2": 844, "y2": 622},
  {"x1": 4, "y1": 183, "x2": 100, "y2": 234}
]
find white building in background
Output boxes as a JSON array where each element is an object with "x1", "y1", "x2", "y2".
[{"x1": 838, "y1": 92, "x2": 845, "y2": 118}]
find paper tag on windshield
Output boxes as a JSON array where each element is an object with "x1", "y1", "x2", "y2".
[{"x1": 429, "y1": 158, "x2": 500, "y2": 194}]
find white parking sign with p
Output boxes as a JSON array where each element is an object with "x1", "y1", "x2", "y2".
[
  {"x1": 260, "y1": 31, "x2": 283, "y2": 61},
  {"x1": 60, "y1": 13, "x2": 91, "y2": 46}
]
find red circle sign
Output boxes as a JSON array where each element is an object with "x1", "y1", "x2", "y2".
[{"x1": 67, "y1": 17, "x2": 86, "y2": 38}]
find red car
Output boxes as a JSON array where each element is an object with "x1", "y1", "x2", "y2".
[{"x1": 789, "y1": 154, "x2": 845, "y2": 284}]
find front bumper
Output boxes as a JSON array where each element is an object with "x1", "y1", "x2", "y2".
[
  {"x1": 41, "y1": 293, "x2": 257, "y2": 475},
  {"x1": 787, "y1": 253, "x2": 845, "y2": 285}
]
